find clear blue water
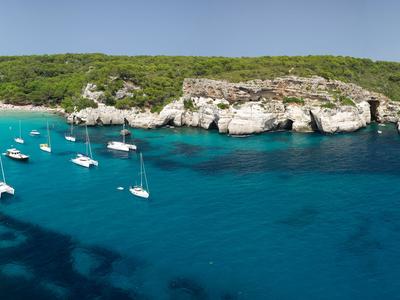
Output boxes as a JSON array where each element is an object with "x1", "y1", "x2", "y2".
[{"x1": 1, "y1": 111, "x2": 400, "y2": 299}]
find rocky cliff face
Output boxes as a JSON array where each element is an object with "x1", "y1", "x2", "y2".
[{"x1": 70, "y1": 76, "x2": 400, "y2": 135}]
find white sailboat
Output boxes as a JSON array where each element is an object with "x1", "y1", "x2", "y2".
[
  {"x1": 14, "y1": 120, "x2": 24, "y2": 144},
  {"x1": 65, "y1": 123, "x2": 76, "y2": 142},
  {"x1": 129, "y1": 153, "x2": 149, "y2": 199},
  {"x1": 0, "y1": 155, "x2": 15, "y2": 198},
  {"x1": 40, "y1": 122, "x2": 52, "y2": 153},
  {"x1": 71, "y1": 126, "x2": 99, "y2": 168},
  {"x1": 107, "y1": 124, "x2": 136, "y2": 152}
]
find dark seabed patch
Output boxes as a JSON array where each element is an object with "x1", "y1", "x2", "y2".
[
  {"x1": 277, "y1": 206, "x2": 320, "y2": 228},
  {"x1": 170, "y1": 142, "x2": 206, "y2": 156},
  {"x1": 0, "y1": 212, "x2": 145, "y2": 300},
  {"x1": 342, "y1": 217, "x2": 383, "y2": 255},
  {"x1": 168, "y1": 276, "x2": 208, "y2": 300}
]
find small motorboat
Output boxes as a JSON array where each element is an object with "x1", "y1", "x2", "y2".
[
  {"x1": 377, "y1": 130, "x2": 382, "y2": 134},
  {"x1": 120, "y1": 128, "x2": 131, "y2": 136},
  {"x1": 5, "y1": 148, "x2": 29, "y2": 161},
  {"x1": 30, "y1": 130, "x2": 40, "y2": 136}
]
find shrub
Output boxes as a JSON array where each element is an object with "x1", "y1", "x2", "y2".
[
  {"x1": 184, "y1": 99, "x2": 197, "y2": 111},
  {"x1": 338, "y1": 95, "x2": 356, "y2": 106},
  {"x1": 321, "y1": 102, "x2": 336, "y2": 109},
  {"x1": 217, "y1": 103, "x2": 229, "y2": 109},
  {"x1": 283, "y1": 97, "x2": 305, "y2": 105}
]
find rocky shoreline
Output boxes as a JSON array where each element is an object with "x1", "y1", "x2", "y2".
[
  {"x1": 0, "y1": 103, "x2": 65, "y2": 115},
  {"x1": 2, "y1": 76, "x2": 400, "y2": 135}
]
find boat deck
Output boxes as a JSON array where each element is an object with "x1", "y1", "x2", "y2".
[{"x1": 0, "y1": 182, "x2": 15, "y2": 198}]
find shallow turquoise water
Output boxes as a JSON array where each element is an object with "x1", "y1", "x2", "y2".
[{"x1": 1, "y1": 111, "x2": 400, "y2": 299}]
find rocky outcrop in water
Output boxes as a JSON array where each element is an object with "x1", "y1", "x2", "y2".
[{"x1": 70, "y1": 76, "x2": 400, "y2": 135}]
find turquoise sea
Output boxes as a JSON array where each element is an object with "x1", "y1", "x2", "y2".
[{"x1": 1, "y1": 111, "x2": 400, "y2": 299}]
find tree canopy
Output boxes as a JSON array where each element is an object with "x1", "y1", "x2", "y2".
[{"x1": 0, "y1": 54, "x2": 399, "y2": 111}]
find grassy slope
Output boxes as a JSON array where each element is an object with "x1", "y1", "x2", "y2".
[{"x1": 0, "y1": 54, "x2": 399, "y2": 112}]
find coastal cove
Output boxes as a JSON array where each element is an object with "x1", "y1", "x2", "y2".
[{"x1": 1, "y1": 111, "x2": 400, "y2": 299}]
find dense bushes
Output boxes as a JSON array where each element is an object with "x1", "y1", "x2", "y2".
[{"x1": 0, "y1": 54, "x2": 399, "y2": 111}]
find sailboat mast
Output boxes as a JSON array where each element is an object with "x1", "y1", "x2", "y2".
[
  {"x1": 140, "y1": 153, "x2": 143, "y2": 187},
  {"x1": 142, "y1": 155, "x2": 149, "y2": 193},
  {"x1": 47, "y1": 122, "x2": 51, "y2": 147},
  {"x1": 122, "y1": 124, "x2": 125, "y2": 144},
  {"x1": 0, "y1": 156, "x2": 6, "y2": 184},
  {"x1": 86, "y1": 126, "x2": 93, "y2": 158}
]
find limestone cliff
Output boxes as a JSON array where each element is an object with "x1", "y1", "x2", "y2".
[{"x1": 70, "y1": 76, "x2": 400, "y2": 135}]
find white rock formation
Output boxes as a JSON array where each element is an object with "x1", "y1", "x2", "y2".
[{"x1": 69, "y1": 76, "x2": 400, "y2": 135}]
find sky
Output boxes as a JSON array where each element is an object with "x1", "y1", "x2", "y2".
[{"x1": 0, "y1": 0, "x2": 398, "y2": 61}]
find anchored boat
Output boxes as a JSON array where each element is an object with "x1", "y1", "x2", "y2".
[
  {"x1": 30, "y1": 129, "x2": 40, "y2": 136},
  {"x1": 0, "y1": 156, "x2": 14, "y2": 198},
  {"x1": 129, "y1": 153, "x2": 149, "y2": 199},
  {"x1": 107, "y1": 124, "x2": 136, "y2": 152},
  {"x1": 5, "y1": 148, "x2": 29, "y2": 161},
  {"x1": 65, "y1": 123, "x2": 76, "y2": 142},
  {"x1": 71, "y1": 126, "x2": 98, "y2": 168},
  {"x1": 14, "y1": 120, "x2": 24, "y2": 144},
  {"x1": 39, "y1": 122, "x2": 52, "y2": 153}
]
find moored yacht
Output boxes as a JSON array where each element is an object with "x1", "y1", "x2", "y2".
[
  {"x1": 107, "y1": 124, "x2": 136, "y2": 152},
  {"x1": 5, "y1": 148, "x2": 29, "y2": 161},
  {"x1": 0, "y1": 156, "x2": 14, "y2": 198},
  {"x1": 14, "y1": 120, "x2": 24, "y2": 144},
  {"x1": 71, "y1": 126, "x2": 98, "y2": 168},
  {"x1": 39, "y1": 122, "x2": 52, "y2": 153},
  {"x1": 65, "y1": 123, "x2": 76, "y2": 142},
  {"x1": 129, "y1": 153, "x2": 149, "y2": 199},
  {"x1": 30, "y1": 130, "x2": 40, "y2": 136}
]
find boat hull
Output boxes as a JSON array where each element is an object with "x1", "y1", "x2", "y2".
[
  {"x1": 65, "y1": 136, "x2": 76, "y2": 142},
  {"x1": 71, "y1": 155, "x2": 98, "y2": 168},
  {"x1": 40, "y1": 145, "x2": 51, "y2": 153},
  {"x1": 0, "y1": 182, "x2": 14, "y2": 198},
  {"x1": 6, "y1": 154, "x2": 29, "y2": 161},
  {"x1": 14, "y1": 138, "x2": 24, "y2": 144},
  {"x1": 107, "y1": 141, "x2": 136, "y2": 152},
  {"x1": 129, "y1": 187, "x2": 149, "y2": 199}
]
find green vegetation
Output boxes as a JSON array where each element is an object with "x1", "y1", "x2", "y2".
[
  {"x1": 321, "y1": 102, "x2": 336, "y2": 109},
  {"x1": 183, "y1": 99, "x2": 196, "y2": 111},
  {"x1": 283, "y1": 96, "x2": 305, "y2": 105},
  {"x1": 338, "y1": 95, "x2": 356, "y2": 106},
  {"x1": 217, "y1": 103, "x2": 229, "y2": 109},
  {"x1": 0, "y1": 54, "x2": 400, "y2": 111}
]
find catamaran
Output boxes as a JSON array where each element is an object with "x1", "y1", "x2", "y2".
[
  {"x1": 0, "y1": 156, "x2": 14, "y2": 198},
  {"x1": 107, "y1": 124, "x2": 136, "y2": 152},
  {"x1": 5, "y1": 148, "x2": 29, "y2": 161},
  {"x1": 71, "y1": 126, "x2": 99, "y2": 168},
  {"x1": 129, "y1": 153, "x2": 149, "y2": 199},
  {"x1": 65, "y1": 123, "x2": 76, "y2": 142},
  {"x1": 14, "y1": 121, "x2": 24, "y2": 144},
  {"x1": 40, "y1": 122, "x2": 52, "y2": 153}
]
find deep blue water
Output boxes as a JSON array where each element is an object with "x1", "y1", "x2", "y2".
[{"x1": 1, "y1": 111, "x2": 400, "y2": 299}]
